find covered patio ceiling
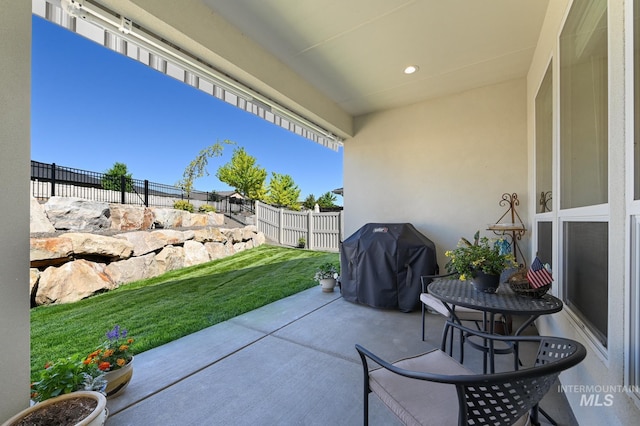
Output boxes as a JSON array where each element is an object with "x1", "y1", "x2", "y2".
[
  {"x1": 83, "y1": 0, "x2": 549, "y2": 140},
  {"x1": 204, "y1": 0, "x2": 550, "y2": 117}
]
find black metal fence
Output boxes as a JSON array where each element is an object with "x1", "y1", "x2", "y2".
[{"x1": 30, "y1": 160, "x2": 254, "y2": 216}]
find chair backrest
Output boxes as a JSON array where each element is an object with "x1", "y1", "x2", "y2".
[{"x1": 456, "y1": 336, "x2": 585, "y2": 425}]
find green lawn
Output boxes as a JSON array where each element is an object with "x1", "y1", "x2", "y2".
[{"x1": 30, "y1": 245, "x2": 338, "y2": 378}]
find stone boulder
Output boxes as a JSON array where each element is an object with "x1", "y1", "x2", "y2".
[
  {"x1": 115, "y1": 231, "x2": 166, "y2": 256},
  {"x1": 151, "y1": 229, "x2": 187, "y2": 246},
  {"x1": 30, "y1": 197, "x2": 55, "y2": 233},
  {"x1": 193, "y1": 227, "x2": 227, "y2": 243},
  {"x1": 63, "y1": 233, "x2": 134, "y2": 260},
  {"x1": 105, "y1": 253, "x2": 159, "y2": 286},
  {"x1": 30, "y1": 236, "x2": 73, "y2": 268},
  {"x1": 110, "y1": 205, "x2": 154, "y2": 231},
  {"x1": 149, "y1": 207, "x2": 189, "y2": 229},
  {"x1": 30, "y1": 268, "x2": 40, "y2": 305},
  {"x1": 156, "y1": 245, "x2": 185, "y2": 274},
  {"x1": 183, "y1": 240, "x2": 210, "y2": 267},
  {"x1": 36, "y1": 259, "x2": 115, "y2": 305},
  {"x1": 205, "y1": 241, "x2": 234, "y2": 260},
  {"x1": 44, "y1": 197, "x2": 110, "y2": 231}
]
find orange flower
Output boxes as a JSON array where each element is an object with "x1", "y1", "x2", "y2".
[
  {"x1": 103, "y1": 349, "x2": 114, "y2": 357},
  {"x1": 119, "y1": 345, "x2": 129, "y2": 351},
  {"x1": 116, "y1": 358, "x2": 126, "y2": 367},
  {"x1": 98, "y1": 361, "x2": 111, "y2": 371},
  {"x1": 43, "y1": 362, "x2": 51, "y2": 369},
  {"x1": 82, "y1": 358, "x2": 92, "y2": 365}
]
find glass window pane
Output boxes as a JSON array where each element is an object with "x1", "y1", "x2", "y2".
[
  {"x1": 536, "y1": 221, "x2": 553, "y2": 266},
  {"x1": 536, "y1": 65, "x2": 553, "y2": 213},
  {"x1": 560, "y1": 0, "x2": 608, "y2": 209},
  {"x1": 564, "y1": 221, "x2": 608, "y2": 347}
]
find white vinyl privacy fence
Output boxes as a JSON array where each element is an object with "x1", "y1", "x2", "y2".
[{"x1": 255, "y1": 201, "x2": 343, "y2": 252}]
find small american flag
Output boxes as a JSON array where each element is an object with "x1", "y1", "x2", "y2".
[{"x1": 527, "y1": 257, "x2": 553, "y2": 288}]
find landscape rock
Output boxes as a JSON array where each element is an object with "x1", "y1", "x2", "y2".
[
  {"x1": 204, "y1": 242, "x2": 231, "y2": 260},
  {"x1": 30, "y1": 197, "x2": 55, "y2": 233},
  {"x1": 252, "y1": 232, "x2": 266, "y2": 247},
  {"x1": 110, "y1": 205, "x2": 154, "y2": 231},
  {"x1": 193, "y1": 227, "x2": 227, "y2": 243},
  {"x1": 155, "y1": 245, "x2": 185, "y2": 273},
  {"x1": 225, "y1": 228, "x2": 244, "y2": 244},
  {"x1": 30, "y1": 237, "x2": 73, "y2": 268},
  {"x1": 149, "y1": 207, "x2": 189, "y2": 229},
  {"x1": 63, "y1": 232, "x2": 134, "y2": 260},
  {"x1": 183, "y1": 240, "x2": 210, "y2": 267},
  {"x1": 114, "y1": 231, "x2": 166, "y2": 256},
  {"x1": 187, "y1": 213, "x2": 209, "y2": 227},
  {"x1": 30, "y1": 268, "x2": 40, "y2": 304},
  {"x1": 44, "y1": 197, "x2": 110, "y2": 231},
  {"x1": 105, "y1": 253, "x2": 159, "y2": 286},
  {"x1": 36, "y1": 259, "x2": 115, "y2": 305},
  {"x1": 151, "y1": 229, "x2": 186, "y2": 246}
]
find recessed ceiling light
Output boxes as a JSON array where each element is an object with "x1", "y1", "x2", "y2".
[{"x1": 404, "y1": 65, "x2": 419, "y2": 74}]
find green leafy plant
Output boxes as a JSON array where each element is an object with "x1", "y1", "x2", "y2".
[
  {"x1": 445, "y1": 231, "x2": 516, "y2": 280},
  {"x1": 198, "y1": 204, "x2": 216, "y2": 213},
  {"x1": 173, "y1": 200, "x2": 194, "y2": 213},
  {"x1": 102, "y1": 162, "x2": 134, "y2": 192},
  {"x1": 30, "y1": 355, "x2": 106, "y2": 402},
  {"x1": 298, "y1": 236, "x2": 306, "y2": 248},
  {"x1": 313, "y1": 262, "x2": 339, "y2": 281},
  {"x1": 85, "y1": 325, "x2": 134, "y2": 372}
]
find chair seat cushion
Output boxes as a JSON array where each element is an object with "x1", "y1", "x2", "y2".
[
  {"x1": 420, "y1": 293, "x2": 487, "y2": 321},
  {"x1": 368, "y1": 349, "x2": 472, "y2": 426}
]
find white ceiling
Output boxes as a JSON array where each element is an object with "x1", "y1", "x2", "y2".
[{"x1": 202, "y1": 0, "x2": 550, "y2": 117}]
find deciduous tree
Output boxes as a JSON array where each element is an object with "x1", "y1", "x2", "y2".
[
  {"x1": 266, "y1": 172, "x2": 301, "y2": 210},
  {"x1": 216, "y1": 147, "x2": 267, "y2": 200},
  {"x1": 177, "y1": 140, "x2": 234, "y2": 199}
]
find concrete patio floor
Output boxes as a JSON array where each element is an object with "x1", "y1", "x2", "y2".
[{"x1": 105, "y1": 287, "x2": 578, "y2": 425}]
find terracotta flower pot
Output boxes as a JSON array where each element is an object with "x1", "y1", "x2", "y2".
[
  {"x1": 103, "y1": 356, "x2": 134, "y2": 399},
  {"x1": 2, "y1": 391, "x2": 107, "y2": 426}
]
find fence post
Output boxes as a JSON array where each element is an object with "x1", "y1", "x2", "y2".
[
  {"x1": 144, "y1": 180, "x2": 149, "y2": 207},
  {"x1": 308, "y1": 210, "x2": 313, "y2": 250},
  {"x1": 339, "y1": 210, "x2": 344, "y2": 249},
  {"x1": 279, "y1": 208, "x2": 284, "y2": 245},
  {"x1": 120, "y1": 175, "x2": 126, "y2": 204},
  {"x1": 254, "y1": 200, "x2": 259, "y2": 232},
  {"x1": 51, "y1": 163, "x2": 56, "y2": 197}
]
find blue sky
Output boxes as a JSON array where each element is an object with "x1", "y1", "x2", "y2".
[{"x1": 31, "y1": 16, "x2": 343, "y2": 203}]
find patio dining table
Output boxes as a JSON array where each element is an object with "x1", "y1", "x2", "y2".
[{"x1": 427, "y1": 278, "x2": 563, "y2": 373}]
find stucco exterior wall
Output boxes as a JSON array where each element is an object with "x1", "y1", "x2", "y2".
[
  {"x1": 526, "y1": 0, "x2": 639, "y2": 424},
  {"x1": 345, "y1": 78, "x2": 529, "y2": 269},
  {"x1": 0, "y1": 0, "x2": 31, "y2": 421}
]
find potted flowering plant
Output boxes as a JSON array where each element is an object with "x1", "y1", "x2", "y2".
[
  {"x1": 3, "y1": 356, "x2": 109, "y2": 426},
  {"x1": 445, "y1": 231, "x2": 516, "y2": 293},
  {"x1": 84, "y1": 325, "x2": 134, "y2": 398},
  {"x1": 30, "y1": 355, "x2": 106, "y2": 403},
  {"x1": 314, "y1": 262, "x2": 339, "y2": 292}
]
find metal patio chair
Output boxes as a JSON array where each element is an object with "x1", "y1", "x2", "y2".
[{"x1": 356, "y1": 331, "x2": 586, "y2": 426}]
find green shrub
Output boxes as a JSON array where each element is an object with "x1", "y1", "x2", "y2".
[
  {"x1": 173, "y1": 200, "x2": 194, "y2": 213},
  {"x1": 198, "y1": 204, "x2": 216, "y2": 213}
]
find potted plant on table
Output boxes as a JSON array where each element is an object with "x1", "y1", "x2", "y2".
[
  {"x1": 2, "y1": 356, "x2": 108, "y2": 426},
  {"x1": 314, "y1": 262, "x2": 340, "y2": 292},
  {"x1": 444, "y1": 231, "x2": 516, "y2": 293},
  {"x1": 84, "y1": 325, "x2": 135, "y2": 399}
]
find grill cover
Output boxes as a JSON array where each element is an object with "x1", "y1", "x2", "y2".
[{"x1": 340, "y1": 223, "x2": 438, "y2": 312}]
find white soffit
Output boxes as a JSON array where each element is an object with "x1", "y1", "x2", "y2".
[{"x1": 32, "y1": 0, "x2": 343, "y2": 151}]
